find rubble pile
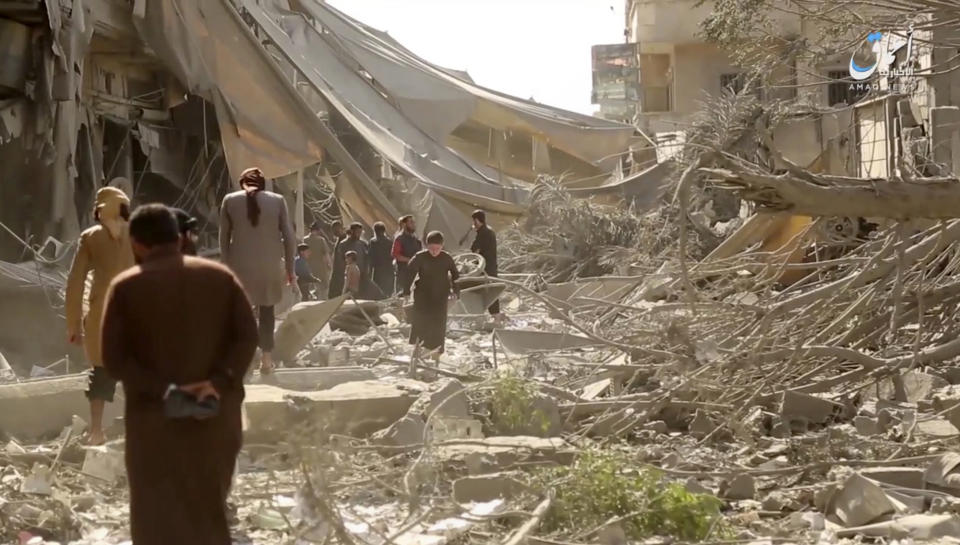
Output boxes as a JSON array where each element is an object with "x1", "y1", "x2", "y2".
[{"x1": 9, "y1": 190, "x2": 960, "y2": 543}]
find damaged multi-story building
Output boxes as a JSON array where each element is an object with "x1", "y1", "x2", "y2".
[
  {"x1": 0, "y1": 0, "x2": 648, "y2": 374},
  {"x1": 590, "y1": 0, "x2": 960, "y2": 281}
]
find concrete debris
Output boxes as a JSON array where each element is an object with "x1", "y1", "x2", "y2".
[
  {"x1": 721, "y1": 474, "x2": 755, "y2": 500},
  {"x1": 451, "y1": 473, "x2": 524, "y2": 503},
  {"x1": 924, "y1": 452, "x2": 960, "y2": 490},
  {"x1": 81, "y1": 442, "x2": 126, "y2": 483},
  {"x1": 780, "y1": 390, "x2": 843, "y2": 431},
  {"x1": 0, "y1": 374, "x2": 124, "y2": 440},
  {"x1": 853, "y1": 415, "x2": 882, "y2": 436},
  {"x1": 835, "y1": 514, "x2": 960, "y2": 539},
  {"x1": 860, "y1": 467, "x2": 925, "y2": 490},
  {"x1": 829, "y1": 473, "x2": 897, "y2": 527}
]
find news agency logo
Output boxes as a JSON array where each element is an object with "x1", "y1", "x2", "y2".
[{"x1": 847, "y1": 27, "x2": 917, "y2": 94}]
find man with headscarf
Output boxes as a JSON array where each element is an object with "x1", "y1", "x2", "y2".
[
  {"x1": 392, "y1": 215, "x2": 422, "y2": 297},
  {"x1": 65, "y1": 186, "x2": 135, "y2": 445},
  {"x1": 102, "y1": 204, "x2": 258, "y2": 545},
  {"x1": 368, "y1": 221, "x2": 394, "y2": 299},
  {"x1": 219, "y1": 167, "x2": 296, "y2": 375}
]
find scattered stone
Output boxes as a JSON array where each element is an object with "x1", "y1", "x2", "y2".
[
  {"x1": 643, "y1": 420, "x2": 668, "y2": 434},
  {"x1": 830, "y1": 473, "x2": 896, "y2": 527},
  {"x1": 721, "y1": 474, "x2": 756, "y2": 500},
  {"x1": 685, "y1": 477, "x2": 712, "y2": 495},
  {"x1": 81, "y1": 441, "x2": 126, "y2": 483},
  {"x1": 688, "y1": 410, "x2": 716, "y2": 438},
  {"x1": 853, "y1": 416, "x2": 882, "y2": 436},
  {"x1": 452, "y1": 473, "x2": 524, "y2": 503}
]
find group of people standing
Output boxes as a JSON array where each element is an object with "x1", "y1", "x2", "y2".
[{"x1": 62, "y1": 167, "x2": 500, "y2": 544}]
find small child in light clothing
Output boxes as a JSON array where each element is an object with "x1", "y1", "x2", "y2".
[{"x1": 343, "y1": 251, "x2": 361, "y2": 297}]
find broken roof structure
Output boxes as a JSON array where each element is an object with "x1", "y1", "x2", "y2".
[{"x1": 132, "y1": 0, "x2": 643, "y2": 236}]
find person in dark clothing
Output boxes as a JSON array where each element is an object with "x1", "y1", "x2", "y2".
[
  {"x1": 408, "y1": 231, "x2": 460, "y2": 359},
  {"x1": 327, "y1": 220, "x2": 347, "y2": 298},
  {"x1": 368, "y1": 221, "x2": 394, "y2": 299},
  {"x1": 470, "y1": 210, "x2": 501, "y2": 317},
  {"x1": 295, "y1": 243, "x2": 323, "y2": 301},
  {"x1": 102, "y1": 204, "x2": 258, "y2": 545},
  {"x1": 171, "y1": 207, "x2": 199, "y2": 256},
  {"x1": 392, "y1": 215, "x2": 422, "y2": 297}
]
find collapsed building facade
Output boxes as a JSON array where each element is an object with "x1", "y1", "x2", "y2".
[{"x1": 0, "y1": 0, "x2": 652, "y2": 373}]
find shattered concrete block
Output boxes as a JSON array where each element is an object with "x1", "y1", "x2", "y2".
[
  {"x1": 0, "y1": 374, "x2": 124, "y2": 440},
  {"x1": 273, "y1": 296, "x2": 347, "y2": 362},
  {"x1": 249, "y1": 367, "x2": 374, "y2": 391},
  {"x1": 916, "y1": 418, "x2": 959, "y2": 438},
  {"x1": 721, "y1": 474, "x2": 755, "y2": 500},
  {"x1": 780, "y1": 390, "x2": 843, "y2": 429},
  {"x1": 413, "y1": 379, "x2": 470, "y2": 419},
  {"x1": 81, "y1": 442, "x2": 126, "y2": 483},
  {"x1": 581, "y1": 379, "x2": 611, "y2": 400},
  {"x1": 452, "y1": 473, "x2": 524, "y2": 503},
  {"x1": 853, "y1": 416, "x2": 882, "y2": 436},
  {"x1": 428, "y1": 417, "x2": 483, "y2": 441},
  {"x1": 831, "y1": 473, "x2": 896, "y2": 527},
  {"x1": 861, "y1": 467, "x2": 924, "y2": 490},
  {"x1": 434, "y1": 437, "x2": 574, "y2": 472},
  {"x1": 372, "y1": 415, "x2": 426, "y2": 447},
  {"x1": 244, "y1": 380, "x2": 420, "y2": 439}
]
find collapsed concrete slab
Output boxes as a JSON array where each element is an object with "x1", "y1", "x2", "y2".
[
  {"x1": 494, "y1": 329, "x2": 601, "y2": 355},
  {"x1": 247, "y1": 367, "x2": 374, "y2": 391},
  {"x1": 243, "y1": 380, "x2": 421, "y2": 439},
  {"x1": 452, "y1": 472, "x2": 525, "y2": 503},
  {"x1": 450, "y1": 281, "x2": 505, "y2": 315},
  {"x1": 273, "y1": 296, "x2": 347, "y2": 362},
  {"x1": 0, "y1": 374, "x2": 124, "y2": 440}
]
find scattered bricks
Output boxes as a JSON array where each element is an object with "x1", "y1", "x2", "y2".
[{"x1": 452, "y1": 473, "x2": 524, "y2": 503}]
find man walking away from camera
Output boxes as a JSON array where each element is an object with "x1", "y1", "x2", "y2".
[
  {"x1": 102, "y1": 204, "x2": 258, "y2": 545},
  {"x1": 470, "y1": 210, "x2": 501, "y2": 319}
]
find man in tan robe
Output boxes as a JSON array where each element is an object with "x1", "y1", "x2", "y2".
[
  {"x1": 65, "y1": 186, "x2": 135, "y2": 445},
  {"x1": 102, "y1": 204, "x2": 258, "y2": 545}
]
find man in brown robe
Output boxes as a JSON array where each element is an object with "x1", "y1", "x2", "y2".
[{"x1": 102, "y1": 204, "x2": 258, "y2": 545}]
